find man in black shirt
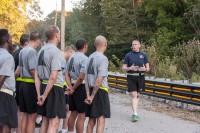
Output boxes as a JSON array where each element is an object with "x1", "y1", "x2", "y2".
[
  {"x1": 122, "y1": 40, "x2": 150, "y2": 122},
  {"x1": 12, "y1": 34, "x2": 29, "y2": 133}
]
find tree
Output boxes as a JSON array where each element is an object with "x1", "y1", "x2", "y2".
[{"x1": 0, "y1": 0, "x2": 32, "y2": 42}]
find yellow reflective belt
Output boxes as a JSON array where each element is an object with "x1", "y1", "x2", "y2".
[
  {"x1": 42, "y1": 80, "x2": 64, "y2": 88},
  {"x1": 63, "y1": 82, "x2": 67, "y2": 86},
  {"x1": 99, "y1": 86, "x2": 109, "y2": 92},
  {"x1": 16, "y1": 77, "x2": 23, "y2": 82},
  {"x1": 23, "y1": 78, "x2": 35, "y2": 83}
]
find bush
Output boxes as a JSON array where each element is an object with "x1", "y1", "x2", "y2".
[{"x1": 109, "y1": 39, "x2": 200, "y2": 82}]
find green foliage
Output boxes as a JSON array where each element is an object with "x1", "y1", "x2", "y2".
[
  {"x1": 26, "y1": 0, "x2": 200, "y2": 82},
  {"x1": 174, "y1": 39, "x2": 200, "y2": 80}
]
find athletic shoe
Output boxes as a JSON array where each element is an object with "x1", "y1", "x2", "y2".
[
  {"x1": 132, "y1": 115, "x2": 140, "y2": 122},
  {"x1": 35, "y1": 120, "x2": 42, "y2": 127}
]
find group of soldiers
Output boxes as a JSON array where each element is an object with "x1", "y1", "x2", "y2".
[
  {"x1": 0, "y1": 25, "x2": 149, "y2": 133},
  {"x1": 0, "y1": 25, "x2": 110, "y2": 133}
]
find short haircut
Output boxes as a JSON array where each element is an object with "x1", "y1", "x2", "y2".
[
  {"x1": 0, "y1": 29, "x2": 10, "y2": 46},
  {"x1": 30, "y1": 31, "x2": 41, "y2": 41},
  {"x1": 65, "y1": 45, "x2": 76, "y2": 52},
  {"x1": 45, "y1": 25, "x2": 59, "y2": 40},
  {"x1": 20, "y1": 34, "x2": 29, "y2": 46},
  {"x1": 132, "y1": 39, "x2": 141, "y2": 45},
  {"x1": 94, "y1": 35, "x2": 107, "y2": 46},
  {"x1": 75, "y1": 38, "x2": 87, "y2": 50}
]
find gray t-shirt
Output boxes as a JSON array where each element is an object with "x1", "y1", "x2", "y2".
[
  {"x1": 37, "y1": 44, "x2": 64, "y2": 85},
  {"x1": 19, "y1": 46, "x2": 37, "y2": 78},
  {"x1": 66, "y1": 52, "x2": 88, "y2": 80},
  {"x1": 87, "y1": 51, "x2": 109, "y2": 88},
  {"x1": 0, "y1": 48, "x2": 15, "y2": 91}
]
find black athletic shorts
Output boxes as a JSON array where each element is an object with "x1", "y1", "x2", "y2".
[
  {"x1": 127, "y1": 75, "x2": 145, "y2": 92},
  {"x1": 15, "y1": 81, "x2": 22, "y2": 105},
  {"x1": 86, "y1": 87, "x2": 111, "y2": 118},
  {"x1": 69, "y1": 84, "x2": 86, "y2": 113},
  {"x1": 0, "y1": 92, "x2": 18, "y2": 128},
  {"x1": 19, "y1": 82, "x2": 37, "y2": 114},
  {"x1": 63, "y1": 85, "x2": 69, "y2": 104},
  {"x1": 37, "y1": 84, "x2": 66, "y2": 118}
]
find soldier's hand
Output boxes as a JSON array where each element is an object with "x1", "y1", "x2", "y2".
[
  {"x1": 64, "y1": 88, "x2": 71, "y2": 95},
  {"x1": 84, "y1": 98, "x2": 90, "y2": 105},
  {"x1": 37, "y1": 95, "x2": 46, "y2": 106},
  {"x1": 85, "y1": 96, "x2": 94, "y2": 105},
  {"x1": 129, "y1": 63, "x2": 138, "y2": 71},
  {"x1": 69, "y1": 88, "x2": 74, "y2": 95},
  {"x1": 138, "y1": 65, "x2": 146, "y2": 71}
]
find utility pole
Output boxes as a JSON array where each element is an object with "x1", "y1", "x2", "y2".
[
  {"x1": 55, "y1": 0, "x2": 58, "y2": 26},
  {"x1": 133, "y1": 0, "x2": 139, "y2": 40},
  {"x1": 61, "y1": 0, "x2": 65, "y2": 51}
]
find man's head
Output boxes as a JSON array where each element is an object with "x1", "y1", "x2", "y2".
[
  {"x1": 30, "y1": 31, "x2": 41, "y2": 49},
  {"x1": 75, "y1": 38, "x2": 88, "y2": 53},
  {"x1": 13, "y1": 44, "x2": 19, "y2": 52},
  {"x1": 20, "y1": 34, "x2": 29, "y2": 47},
  {"x1": 63, "y1": 45, "x2": 76, "y2": 59},
  {"x1": 94, "y1": 35, "x2": 107, "y2": 52},
  {"x1": 45, "y1": 25, "x2": 60, "y2": 45},
  {"x1": 131, "y1": 40, "x2": 141, "y2": 52},
  {"x1": 0, "y1": 29, "x2": 12, "y2": 51}
]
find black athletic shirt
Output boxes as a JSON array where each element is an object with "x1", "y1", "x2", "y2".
[
  {"x1": 123, "y1": 51, "x2": 148, "y2": 73},
  {"x1": 13, "y1": 47, "x2": 22, "y2": 71}
]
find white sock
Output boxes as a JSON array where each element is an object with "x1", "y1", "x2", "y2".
[
  {"x1": 62, "y1": 129, "x2": 67, "y2": 133},
  {"x1": 134, "y1": 112, "x2": 137, "y2": 116},
  {"x1": 36, "y1": 116, "x2": 42, "y2": 123},
  {"x1": 67, "y1": 131, "x2": 74, "y2": 133}
]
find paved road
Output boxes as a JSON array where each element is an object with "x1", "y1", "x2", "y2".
[{"x1": 35, "y1": 90, "x2": 200, "y2": 133}]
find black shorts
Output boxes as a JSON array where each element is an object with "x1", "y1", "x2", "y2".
[
  {"x1": 69, "y1": 84, "x2": 86, "y2": 113},
  {"x1": 86, "y1": 88, "x2": 110, "y2": 118},
  {"x1": 0, "y1": 92, "x2": 18, "y2": 128},
  {"x1": 19, "y1": 82, "x2": 37, "y2": 114},
  {"x1": 127, "y1": 75, "x2": 145, "y2": 92},
  {"x1": 37, "y1": 84, "x2": 66, "y2": 118},
  {"x1": 15, "y1": 81, "x2": 22, "y2": 105},
  {"x1": 63, "y1": 85, "x2": 69, "y2": 104}
]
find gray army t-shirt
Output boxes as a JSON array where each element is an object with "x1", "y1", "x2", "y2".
[
  {"x1": 19, "y1": 46, "x2": 37, "y2": 78},
  {"x1": 37, "y1": 44, "x2": 64, "y2": 85},
  {"x1": 87, "y1": 51, "x2": 109, "y2": 88},
  {"x1": 0, "y1": 48, "x2": 15, "y2": 91},
  {"x1": 66, "y1": 52, "x2": 88, "y2": 80}
]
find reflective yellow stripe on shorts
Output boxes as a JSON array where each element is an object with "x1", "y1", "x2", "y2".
[
  {"x1": 16, "y1": 77, "x2": 24, "y2": 82},
  {"x1": 23, "y1": 78, "x2": 35, "y2": 83},
  {"x1": 42, "y1": 80, "x2": 64, "y2": 88},
  {"x1": 99, "y1": 86, "x2": 109, "y2": 92}
]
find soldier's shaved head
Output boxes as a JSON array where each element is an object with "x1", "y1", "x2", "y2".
[{"x1": 94, "y1": 35, "x2": 107, "y2": 47}]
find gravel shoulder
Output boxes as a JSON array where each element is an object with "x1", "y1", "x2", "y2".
[{"x1": 103, "y1": 89, "x2": 200, "y2": 133}]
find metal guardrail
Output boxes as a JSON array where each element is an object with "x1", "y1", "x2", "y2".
[{"x1": 108, "y1": 74, "x2": 200, "y2": 106}]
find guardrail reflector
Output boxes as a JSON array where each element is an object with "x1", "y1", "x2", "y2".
[
  {"x1": 145, "y1": 83, "x2": 154, "y2": 86},
  {"x1": 145, "y1": 89, "x2": 154, "y2": 92},
  {"x1": 117, "y1": 84, "x2": 127, "y2": 87},
  {"x1": 155, "y1": 84, "x2": 170, "y2": 88},
  {"x1": 172, "y1": 94, "x2": 191, "y2": 100},
  {"x1": 193, "y1": 90, "x2": 200, "y2": 93},
  {"x1": 172, "y1": 87, "x2": 191, "y2": 92},
  {"x1": 155, "y1": 91, "x2": 170, "y2": 95},
  {"x1": 192, "y1": 98, "x2": 200, "y2": 102}
]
